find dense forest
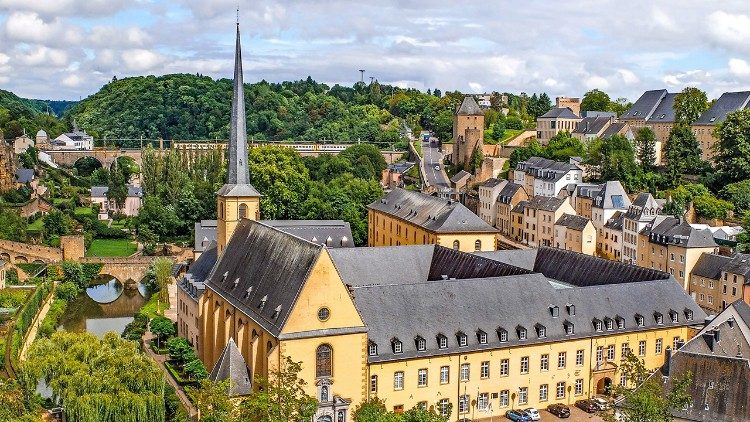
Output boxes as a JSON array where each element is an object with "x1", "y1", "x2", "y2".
[{"x1": 0, "y1": 89, "x2": 70, "y2": 140}]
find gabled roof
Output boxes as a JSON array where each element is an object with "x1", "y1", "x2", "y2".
[
  {"x1": 593, "y1": 181, "x2": 631, "y2": 209},
  {"x1": 573, "y1": 116, "x2": 611, "y2": 135},
  {"x1": 648, "y1": 93, "x2": 677, "y2": 122},
  {"x1": 209, "y1": 338, "x2": 252, "y2": 397},
  {"x1": 205, "y1": 220, "x2": 323, "y2": 336},
  {"x1": 527, "y1": 195, "x2": 566, "y2": 212},
  {"x1": 497, "y1": 182, "x2": 524, "y2": 204},
  {"x1": 621, "y1": 89, "x2": 668, "y2": 120},
  {"x1": 691, "y1": 253, "x2": 731, "y2": 280},
  {"x1": 643, "y1": 217, "x2": 718, "y2": 248},
  {"x1": 481, "y1": 178, "x2": 504, "y2": 188},
  {"x1": 600, "y1": 122, "x2": 629, "y2": 139},
  {"x1": 724, "y1": 253, "x2": 750, "y2": 281},
  {"x1": 450, "y1": 170, "x2": 471, "y2": 184},
  {"x1": 179, "y1": 241, "x2": 216, "y2": 300},
  {"x1": 15, "y1": 168, "x2": 34, "y2": 183},
  {"x1": 511, "y1": 200, "x2": 528, "y2": 213},
  {"x1": 625, "y1": 193, "x2": 664, "y2": 220},
  {"x1": 368, "y1": 188, "x2": 497, "y2": 233},
  {"x1": 604, "y1": 211, "x2": 625, "y2": 230},
  {"x1": 263, "y1": 220, "x2": 354, "y2": 248},
  {"x1": 694, "y1": 91, "x2": 750, "y2": 125},
  {"x1": 555, "y1": 213, "x2": 591, "y2": 231},
  {"x1": 456, "y1": 96, "x2": 484, "y2": 116},
  {"x1": 540, "y1": 107, "x2": 580, "y2": 119},
  {"x1": 90, "y1": 185, "x2": 143, "y2": 198},
  {"x1": 195, "y1": 220, "x2": 218, "y2": 253}
]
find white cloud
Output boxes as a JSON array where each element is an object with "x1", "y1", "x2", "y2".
[
  {"x1": 17, "y1": 46, "x2": 68, "y2": 66},
  {"x1": 706, "y1": 11, "x2": 750, "y2": 53},
  {"x1": 468, "y1": 82, "x2": 483, "y2": 93},
  {"x1": 121, "y1": 49, "x2": 165, "y2": 71},
  {"x1": 662, "y1": 69, "x2": 711, "y2": 87},
  {"x1": 62, "y1": 74, "x2": 83, "y2": 87},
  {"x1": 584, "y1": 75, "x2": 610, "y2": 90},
  {"x1": 90, "y1": 26, "x2": 152, "y2": 47},
  {"x1": 651, "y1": 8, "x2": 678, "y2": 31},
  {"x1": 0, "y1": 0, "x2": 127, "y2": 17},
  {"x1": 0, "y1": 53, "x2": 9, "y2": 66},
  {"x1": 728, "y1": 58, "x2": 750, "y2": 78},
  {"x1": 3, "y1": 11, "x2": 82, "y2": 45},
  {"x1": 617, "y1": 69, "x2": 639, "y2": 85}
]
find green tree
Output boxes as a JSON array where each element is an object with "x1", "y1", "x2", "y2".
[
  {"x1": 89, "y1": 167, "x2": 109, "y2": 185},
  {"x1": 43, "y1": 209, "x2": 75, "y2": 238},
  {"x1": 188, "y1": 380, "x2": 236, "y2": 422},
  {"x1": 721, "y1": 180, "x2": 750, "y2": 214},
  {"x1": 141, "y1": 145, "x2": 163, "y2": 196},
  {"x1": 166, "y1": 337, "x2": 193, "y2": 365},
  {"x1": 714, "y1": 109, "x2": 750, "y2": 185},
  {"x1": 599, "y1": 135, "x2": 642, "y2": 191},
  {"x1": 468, "y1": 146, "x2": 484, "y2": 172},
  {"x1": 0, "y1": 209, "x2": 28, "y2": 242},
  {"x1": 663, "y1": 124, "x2": 702, "y2": 187},
  {"x1": 635, "y1": 127, "x2": 657, "y2": 171},
  {"x1": 247, "y1": 146, "x2": 310, "y2": 220},
  {"x1": 581, "y1": 89, "x2": 611, "y2": 112},
  {"x1": 150, "y1": 316, "x2": 176, "y2": 347},
  {"x1": 107, "y1": 158, "x2": 128, "y2": 210},
  {"x1": 20, "y1": 331, "x2": 166, "y2": 422},
  {"x1": 55, "y1": 281, "x2": 81, "y2": 301},
  {"x1": 673, "y1": 87, "x2": 708, "y2": 125},
  {"x1": 339, "y1": 143, "x2": 388, "y2": 176},
  {"x1": 693, "y1": 193, "x2": 733, "y2": 220},
  {"x1": 545, "y1": 131, "x2": 585, "y2": 161},
  {"x1": 611, "y1": 350, "x2": 692, "y2": 422},
  {"x1": 152, "y1": 257, "x2": 173, "y2": 302},
  {"x1": 183, "y1": 358, "x2": 208, "y2": 381},
  {"x1": 239, "y1": 356, "x2": 317, "y2": 422},
  {"x1": 505, "y1": 116, "x2": 524, "y2": 130},
  {"x1": 662, "y1": 184, "x2": 710, "y2": 217}
]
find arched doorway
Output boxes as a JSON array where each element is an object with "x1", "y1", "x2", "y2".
[{"x1": 597, "y1": 377, "x2": 613, "y2": 395}]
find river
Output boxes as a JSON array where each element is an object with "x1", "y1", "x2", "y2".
[{"x1": 57, "y1": 275, "x2": 149, "y2": 337}]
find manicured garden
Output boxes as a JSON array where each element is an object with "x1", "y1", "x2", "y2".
[{"x1": 86, "y1": 238, "x2": 137, "y2": 257}]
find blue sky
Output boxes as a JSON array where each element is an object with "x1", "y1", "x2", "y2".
[{"x1": 1, "y1": 0, "x2": 749, "y2": 101}]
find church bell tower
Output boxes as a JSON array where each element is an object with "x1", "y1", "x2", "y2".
[{"x1": 216, "y1": 21, "x2": 261, "y2": 254}]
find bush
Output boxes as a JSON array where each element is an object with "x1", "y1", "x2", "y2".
[
  {"x1": 55, "y1": 282, "x2": 80, "y2": 302},
  {"x1": 150, "y1": 316, "x2": 176, "y2": 344},
  {"x1": 505, "y1": 116, "x2": 524, "y2": 130},
  {"x1": 122, "y1": 311, "x2": 149, "y2": 342}
]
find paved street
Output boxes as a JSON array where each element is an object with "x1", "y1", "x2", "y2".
[
  {"x1": 421, "y1": 139, "x2": 450, "y2": 190},
  {"x1": 473, "y1": 406, "x2": 605, "y2": 422}
]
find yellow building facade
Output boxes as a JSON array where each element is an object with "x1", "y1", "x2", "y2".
[{"x1": 368, "y1": 188, "x2": 498, "y2": 252}]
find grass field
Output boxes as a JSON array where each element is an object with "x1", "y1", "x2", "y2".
[
  {"x1": 484, "y1": 128, "x2": 524, "y2": 145},
  {"x1": 141, "y1": 293, "x2": 169, "y2": 319},
  {"x1": 86, "y1": 239, "x2": 137, "y2": 257},
  {"x1": 27, "y1": 218, "x2": 44, "y2": 232},
  {"x1": 74, "y1": 207, "x2": 94, "y2": 216}
]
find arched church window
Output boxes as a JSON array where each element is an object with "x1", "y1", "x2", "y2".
[
  {"x1": 239, "y1": 203, "x2": 248, "y2": 219},
  {"x1": 453, "y1": 240, "x2": 460, "y2": 250},
  {"x1": 316, "y1": 344, "x2": 333, "y2": 378}
]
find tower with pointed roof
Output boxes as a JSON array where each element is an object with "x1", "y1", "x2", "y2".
[
  {"x1": 453, "y1": 95, "x2": 485, "y2": 171},
  {"x1": 216, "y1": 21, "x2": 262, "y2": 254}
]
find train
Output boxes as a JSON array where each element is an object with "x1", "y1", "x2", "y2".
[{"x1": 250, "y1": 142, "x2": 351, "y2": 153}]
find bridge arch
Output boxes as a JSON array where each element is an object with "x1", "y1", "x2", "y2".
[
  {"x1": 73, "y1": 156, "x2": 104, "y2": 177},
  {"x1": 15, "y1": 256, "x2": 28, "y2": 264},
  {"x1": 0, "y1": 252, "x2": 9, "y2": 262}
]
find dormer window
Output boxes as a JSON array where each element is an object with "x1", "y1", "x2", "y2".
[
  {"x1": 564, "y1": 321, "x2": 574, "y2": 335},
  {"x1": 457, "y1": 332, "x2": 468, "y2": 347},
  {"x1": 258, "y1": 295, "x2": 268, "y2": 310},
  {"x1": 655, "y1": 312, "x2": 664, "y2": 325},
  {"x1": 669, "y1": 310, "x2": 678, "y2": 323},
  {"x1": 497, "y1": 328, "x2": 508, "y2": 342},
  {"x1": 685, "y1": 309, "x2": 694, "y2": 321},
  {"x1": 272, "y1": 305, "x2": 281, "y2": 319},
  {"x1": 593, "y1": 319, "x2": 603, "y2": 332},
  {"x1": 635, "y1": 314, "x2": 644, "y2": 327},
  {"x1": 517, "y1": 326, "x2": 527, "y2": 340},
  {"x1": 536, "y1": 324, "x2": 547, "y2": 338},
  {"x1": 566, "y1": 304, "x2": 575, "y2": 316},
  {"x1": 477, "y1": 330, "x2": 488, "y2": 345},
  {"x1": 392, "y1": 338, "x2": 403, "y2": 354},
  {"x1": 368, "y1": 341, "x2": 378, "y2": 356},
  {"x1": 616, "y1": 316, "x2": 625, "y2": 329},
  {"x1": 415, "y1": 336, "x2": 426, "y2": 351},
  {"x1": 605, "y1": 318, "x2": 614, "y2": 331},
  {"x1": 550, "y1": 305, "x2": 559, "y2": 318},
  {"x1": 437, "y1": 334, "x2": 448, "y2": 349}
]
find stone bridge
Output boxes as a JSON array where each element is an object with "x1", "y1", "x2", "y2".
[
  {"x1": 80, "y1": 256, "x2": 163, "y2": 283},
  {"x1": 45, "y1": 148, "x2": 143, "y2": 169},
  {"x1": 0, "y1": 239, "x2": 63, "y2": 264}
]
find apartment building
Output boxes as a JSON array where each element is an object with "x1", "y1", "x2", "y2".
[
  {"x1": 523, "y1": 196, "x2": 575, "y2": 247},
  {"x1": 622, "y1": 193, "x2": 665, "y2": 264},
  {"x1": 536, "y1": 107, "x2": 582, "y2": 145},
  {"x1": 692, "y1": 91, "x2": 750, "y2": 161},
  {"x1": 690, "y1": 253, "x2": 750, "y2": 314},
  {"x1": 478, "y1": 178, "x2": 507, "y2": 226},
  {"x1": 599, "y1": 211, "x2": 624, "y2": 261},
  {"x1": 495, "y1": 182, "x2": 528, "y2": 238},
  {"x1": 512, "y1": 156, "x2": 583, "y2": 197},
  {"x1": 620, "y1": 89, "x2": 678, "y2": 165},
  {"x1": 554, "y1": 213, "x2": 596, "y2": 255}
]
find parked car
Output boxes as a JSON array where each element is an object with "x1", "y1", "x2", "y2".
[
  {"x1": 575, "y1": 399, "x2": 598, "y2": 413},
  {"x1": 523, "y1": 407, "x2": 541, "y2": 421},
  {"x1": 547, "y1": 403, "x2": 571, "y2": 418},
  {"x1": 434, "y1": 164, "x2": 440, "y2": 171},
  {"x1": 506, "y1": 409, "x2": 531, "y2": 421},
  {"x1": 593, "y1": 397, "x2": 611, "y2": 410}
]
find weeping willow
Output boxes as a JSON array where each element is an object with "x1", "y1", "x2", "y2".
[{"x1": 20, "y1": 331, "x2": 166, "y2": 422}]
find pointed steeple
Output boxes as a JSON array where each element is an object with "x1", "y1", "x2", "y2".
[{"x1": 228, "y1": 21, "x2": 250, "y2": 185}]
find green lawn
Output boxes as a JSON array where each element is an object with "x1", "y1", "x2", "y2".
[
  {"x1": 110, "y1": 219, "x2": 128, "y2": 230},
  {"x1": 141, "y1": 293, "x2": 169, "y2": 319},
  {"x1": 86, "y1": 239, "x2": 137, "y2": 257},
  {"x1": 28, "y1": 218, "x2": 44, "y2": 232},
  {"x1": 74, "y1": 207, "x2": 94, "y2": 216},
  {"x1": 484, "y1": 128, "x2": 524, "y2": 145}
]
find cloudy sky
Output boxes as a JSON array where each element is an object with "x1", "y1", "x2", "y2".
[{"x1": 1, "y1": 0, "x2": 750, "y2": 101}]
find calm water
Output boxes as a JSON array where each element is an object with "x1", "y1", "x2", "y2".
[{"x1": 57, "y1": 275, "x2": 148, "y2": 337}]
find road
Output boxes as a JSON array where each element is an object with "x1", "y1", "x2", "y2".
[{"x1": 421, "y1": 139, "x2": 450, "y2": 191}]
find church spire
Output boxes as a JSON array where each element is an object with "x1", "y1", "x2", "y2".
[{"x1": 228, "y1": 20, "x2": 250, "y2": 185}]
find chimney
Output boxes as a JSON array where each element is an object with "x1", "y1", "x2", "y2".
[
  {"x1": 727, "y1": 316, "x2": 735, "y2": 328},
  {"x1": 737, "y1": 344, "x2": 743, "y2": 358},
  {"x1": 664, "y1": 347, "x2": 672, "y2": 376},
  {"x1": 713, "y1": 328, "x2": 721, "y2": 343}
]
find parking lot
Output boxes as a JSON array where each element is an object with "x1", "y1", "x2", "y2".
[{"x1": 473, "y1": 406, "x2": 605, "y2": 422}]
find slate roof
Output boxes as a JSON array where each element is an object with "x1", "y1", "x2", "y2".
[
  {"x1": 592, "y1": 181, "x2": 630, "y2": 210},
  {"x1": 263, "y1": 220, "x2": 354, "y2": 248},
  {"x1": 90, "y1": 185, "x2": 143, "y2": 198},
  {"x1": 216, "y1": 184, "x2": 262, "y2": 197},
  {"x1": 179, "y1": 241, "x2": 216, "y2": 300},
  {"x1": 481, "y1": 178, "x2": 504, "y2": 188},
  {"x1": 643, "y1": 217, "x2": 718, "y2": 248},
  {"x1": 539, "y1": 107, "x2": 580, "y2": 119},
  {"x1": 450, "y1": 170, "x2": 471, "y2": 184},
  {"x1": 515, "y1": 156, "x2": 580, "y2": 181},
  {"x1": 511, "y1": 200, "x2": 528, "y2": 214},
  {"x1": 497, "y1": 182, "x2": 524, "y2": 204},
  {"x1": 474, "y1": 249, "x2": 539, "y2": 271},
  {"x1": 573, "y1": 116, "x2": 611, "y2": 135},
  {"x1": 648, "y1": 93, "x2": 677, "y2": 122},
  {"x1": 691, "y1": 253, "x2": 731, "y2": 280},
  {"x1": 556, "y1": 213, "x2": 591, "y2": 231},
  {"x1": 354, "y1": 273, "x2": 703, "y2": 362},
  {"x1": 600, "y1": 122, "x2": 628, "y2": 139},
  {"x1": 368, "y1": 188, "x2": 497, "y2": 233},
  {"x1": 527, "y1": 195, "x2": 566, "y2": 212},
  {"x1": 625, "y1": 193, "x2": 664, "y2": 220},
  {"x1": 15, "y1": 168, "x2": 34, "y2": 183},
  {"x1": 209, "y1": 338, "x2": 252, "y2": 397},
  {"x1": 205, "y1": 220, "x2": 323, "y2": 336},
  {"x1": 694, "y1": 91, "x2": 750, "y2": 125},
  {"x1": 575, "y1": 183, "x2": 602, "y2": 199},
  {"x1": 456, "y1": 96, "x2": 484, "y2": 115},
  {"x1": 604, "y1": 211, "x2": 625, "y2": 230},
  {"x1": 387, "y1": 162, "x2": 415, "y2": 174},
  {"x1": 621, "y1": 89, "x2": 668, "y2": 120},
  {"x1": 723, "y1": 253, "x2": 750, "y2": 280},
  {"x1": 194, "y1": 220, "x2": 218, "y2": 253}
]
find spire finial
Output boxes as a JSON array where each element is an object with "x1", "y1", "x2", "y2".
[{"x1": 236, "y1": 3, "x2": 239, "y2": 25}]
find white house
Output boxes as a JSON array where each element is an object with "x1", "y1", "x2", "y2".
[
  {"x1": 52, "y1": 131, "x2": 93, "y2": 150},
  {"x1": 513, "y1": 156, "x2": 583, "y2": 197},
  {"x1": 91, "y1": 185, "x2": 143, "y2": 219}
]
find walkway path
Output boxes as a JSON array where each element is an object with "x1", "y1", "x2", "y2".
[
  {"x1": 18, "y1": 288, "x2": 54, "y2": 361},
  {"x1": 142, "y1": 330, "x2": 198, "y2": 420}
]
